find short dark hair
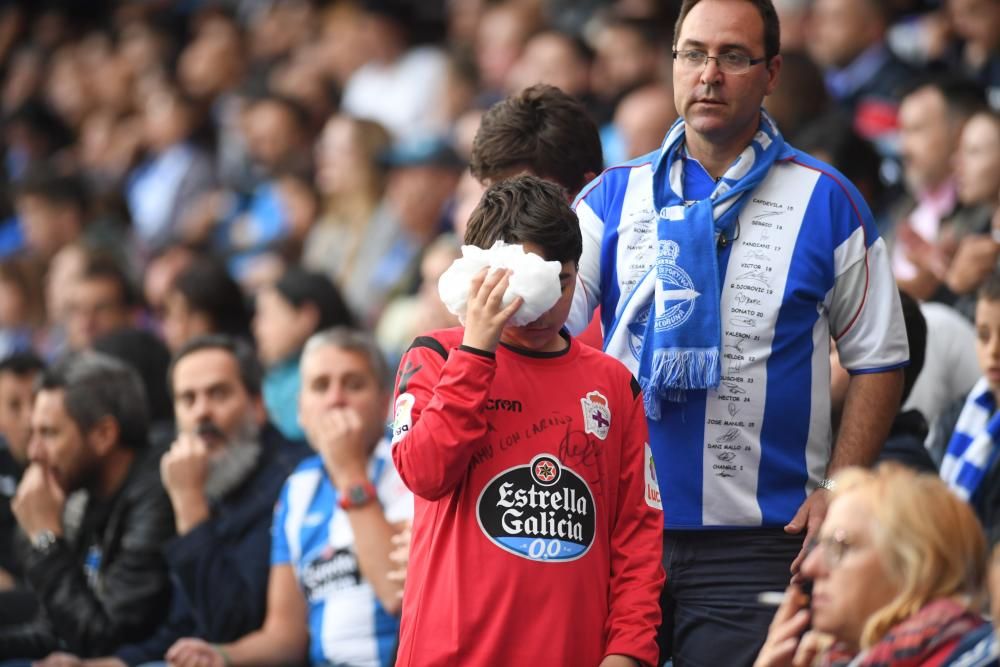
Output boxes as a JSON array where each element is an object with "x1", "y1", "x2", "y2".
[
  {"x1": 464, "y1": 174, "x2": 582, "y2": 264},
  {"x1": 898, "y1": 290, "x2": 926, "y2": 406},
  {"x1": 0, "y1": 351, "x2": 45, "y2": 378},
  {"x1": 14, "y1": 165, "x2": 90, "y2": 214},
  {"x1": 674, "y1": 0, "x2": 781, "y2": 62},
  {"x1": 38, "y1": 352, "x2": 149, "y2": 449},
  {"x1": 170, "y1": 256, "x2": 251, "y2": 339},
  {"x1": 273, "y1": 267, "x2": 355, "y2": 331},
  {"x1": 470, "y1": 84, "x2": 603, "y2": 195},
  {"x1": 169, "y1": 334, "x2": 263, "y2": 398},
  {"x1": 80, "y1": 253, "x2": 139, "y2": 308},
  {"x1": 903, "y1": 75, "x2": 987, "y2": 125}
]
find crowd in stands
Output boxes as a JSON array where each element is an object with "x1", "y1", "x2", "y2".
[{"x1": 0, "y1": 0, "x2": 999, "y2": 664}]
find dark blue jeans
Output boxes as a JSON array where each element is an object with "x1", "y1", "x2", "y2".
[{"x1": 657, "y1": 528, "x2": 804, "y2": 667}]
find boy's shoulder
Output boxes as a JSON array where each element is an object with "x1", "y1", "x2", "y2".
[{"x1": 404, "y1": 327, "x2": 465, "y2": 362}]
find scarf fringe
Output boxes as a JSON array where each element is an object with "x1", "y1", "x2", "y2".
[{"x1": 642, "y1": 348, "x2": 719, "y2": 419}]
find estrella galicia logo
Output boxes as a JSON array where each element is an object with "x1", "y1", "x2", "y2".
[
  {"x1": 476, "y1": 453, "x2": 596, "y2": 562},
  {"x1": 653, "y1": 240, "x2": 700, "y2": 332}
]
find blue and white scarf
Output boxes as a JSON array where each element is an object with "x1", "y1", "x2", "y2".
[
  {"x1": 941, "y1": 378, "x2": 1000, "y2": 501},
  {"x1": 639, "y1": 110, "x2": 786, "y2": 419}
]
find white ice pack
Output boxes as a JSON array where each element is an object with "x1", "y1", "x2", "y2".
[{"x1": 437, "y1": 240, "x2": 562, "y2": 326}]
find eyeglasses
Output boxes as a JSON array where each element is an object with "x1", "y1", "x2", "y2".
[
  {"x1": 672, "y1": 49, "x2": 768, "y2": 75},
  {"x1": 805, "y1": 529, "x2": 858, "y2": 569}
]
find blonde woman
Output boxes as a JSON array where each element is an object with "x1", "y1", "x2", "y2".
[{"x1": 756, "y1": 464, "x2": 988, "y2": 667}]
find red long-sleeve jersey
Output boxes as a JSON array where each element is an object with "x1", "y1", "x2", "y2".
[{"x1": 391, "y1": 328, "x2": 664, "y2": 667}]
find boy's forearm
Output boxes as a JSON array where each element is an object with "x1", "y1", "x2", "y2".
[{"x1": 393, "y1": 348, "x2": 496, "y2": 500}]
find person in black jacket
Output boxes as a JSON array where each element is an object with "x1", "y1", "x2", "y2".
[
  {"x1": 0, "y1": 352, "x2": 174, "y2": 659},
  {"x1": 100, "y1": 335, "x2": 306, "y2": 665}
]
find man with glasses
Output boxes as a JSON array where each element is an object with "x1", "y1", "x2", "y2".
[{"x1": 569, "y1": 0, "x2": 908, "y2": 664}]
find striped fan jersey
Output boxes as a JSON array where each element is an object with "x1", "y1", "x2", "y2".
[
  {"x1": 570, "y1": 145, "x2": 909, "y2": 529},
  {"x1": 271, "y1": 440, "x2": 413, "y2": 666}
]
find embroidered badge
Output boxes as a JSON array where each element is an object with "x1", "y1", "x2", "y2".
[{"x1": 581, "y1": 391, "x2": 612, "y2": 440}]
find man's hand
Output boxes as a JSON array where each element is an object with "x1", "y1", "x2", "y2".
[
  {"x1": 597, "y1": 655, "x2": 640, "y2": 667},
  {"x1": 313, "y1": 406, "x2": 370, "y2": 490},
  {"x1": 753, "y1": 584, "x2": 818, "y2": 667},
  {"x1": 166, "y1": 638, "x2": 227, "y2": 667},
  {"x1": 387, "y1": 520, "x2": 412, "y2": 601},
  {"x1": 946, "y1": 234, "x2": 999, "y2": 295},
  {"x1": 461, "y1": 267, "x2": 523, "y2": 353},
  {"x1": 161, "y1": 433, "x2": 211, "y2": 498},
  {"x1": 11, "y1": 464, "x2": 65, "y2": 540},
  {"x1": 784, "y1": 488, "x2": 829, "y2": 575},
  {"x1": 160, "y1": 434, "x2": 211, "y2": 534}
]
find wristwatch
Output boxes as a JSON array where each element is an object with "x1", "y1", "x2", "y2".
[
  {"x1": 31, "y1": 529, "x2": 59, "y2": 555},
  {"x1": 818, "y1": 477, "x2": 837, "y2": 491},
  {"x1": 338, "y1": 481, "x2": 378, "y2": 510}
]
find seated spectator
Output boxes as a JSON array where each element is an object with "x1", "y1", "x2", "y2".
[
  {"x1": 941, "y1": 544, "x2": 1000, "y2": 666},
  {"x1": 941, "y1": 111, "x2": 1000, "y2": 305},
  {"x1": 0, "y1": 256, "x2": 45, "y2": 358},
  {"x1": 125, "y1": 83, "x2": 214, "y2": 259},
  {"x1": 301, "y1": 114, "x2": 394, "y2": 319},
  {"x1": 755, "y1": 464, "x2": 987, "y2": 667},
  {"x1": 160, "y1": 255, "x2": 251, "y2": 354},
  {"x1": 253, "y1": 267, "x2": 354, "y2": 442},
  {"x1": 13, "y1": 167, "x2": 90, "y2": 263},
  {"x1": 93, "y1": 327, "x2": 174, "y2": 447},
  {"x1": 904, "y1": 302, "x2": 980, "y2": 447},
  {"x1": 0, "y1": 352, "x2": 45, "y2": 588},
  {"x1": 0, "y1": 353, "x2": 174, "y2": 658},
  {"x1": 166, "y1": 328, "x2": 412, "y2": 667},
  {"x1": 70, "y1": 335, "x2": 306, "y2": 666},
  {"x1": 375, "y1": 234, "x2": 460, "y2": 369},
  {"x1": 65, "y1": 253, "x2": 139, "y2": 352},
  {"x1": 935, "y1": 273, "x2": 1000, "y2": 545}
]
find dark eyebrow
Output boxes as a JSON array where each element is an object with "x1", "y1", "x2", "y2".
[{"x1": 677, "y1": 39, "x2": 754, "y2": 54}]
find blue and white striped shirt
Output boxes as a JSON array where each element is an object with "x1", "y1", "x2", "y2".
[
  {"x1": 272, "y1": 439, "x2": 413, "y2": 666},
  {"x1": 571, "y1": 146, "x2": 908, "y2": 529}
]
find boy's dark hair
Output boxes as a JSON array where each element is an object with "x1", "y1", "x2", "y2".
[
  {"x1": 14, "y1": 165, "x2": 90, "y2": 214},
  {"x1": 979, "y1": 272, "x2": 1000, "y2": 303},
  {"x1": 464, "y1": 174, "x2": 582, "y2": 264},
  {"x1": 674, "y1": 0, "x2": 780, "y2": 62},
  {"x1": 171, "y1": 256, "x2": 251, "y2": 340},
  {"x1": 0, "y1": 351, "x2": 45, "y2": 378},
  {"x1": 470, "y1": 84, "x2": 603, "y2": 195},
  {"x1": 897, "y1": 290, "x2": 926, "y2": 406}
]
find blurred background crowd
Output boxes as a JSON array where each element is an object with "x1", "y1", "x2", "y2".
[
  {"x1": 0, "y1": 0, "x2": 996, "y2": 374},
  {"x1": 1, "y1": 0, "x2": 1000, "y2": 662}
]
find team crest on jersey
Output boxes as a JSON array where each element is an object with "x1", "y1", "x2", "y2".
[
  {"x1": 581, "y1": 391, "x2": 611, "y2": 440},
  {"x1": 391, "y1": 393, "x2": 415, "y2": 444},
  {"x1": 477, "y1": 454, "x2": 596, "y2": 562},
  {"x1": 644, "y1": 442, "x2": 662, "y2": 510},
  {"x1": 653, "y1": 240, "x2": 700, "y2": 332}
]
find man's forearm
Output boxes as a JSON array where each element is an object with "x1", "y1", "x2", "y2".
[{"x1": 829, "y1": 369, "x2": 904, "y2": 473}]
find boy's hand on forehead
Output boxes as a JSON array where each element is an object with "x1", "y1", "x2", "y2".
[{"x1": 462, "y1": 267, "x2": 523, "y2": 353}]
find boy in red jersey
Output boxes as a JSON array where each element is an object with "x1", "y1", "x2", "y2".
[{"x1": 391, "y1": 174, "x2": 664, "y2": 667}]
